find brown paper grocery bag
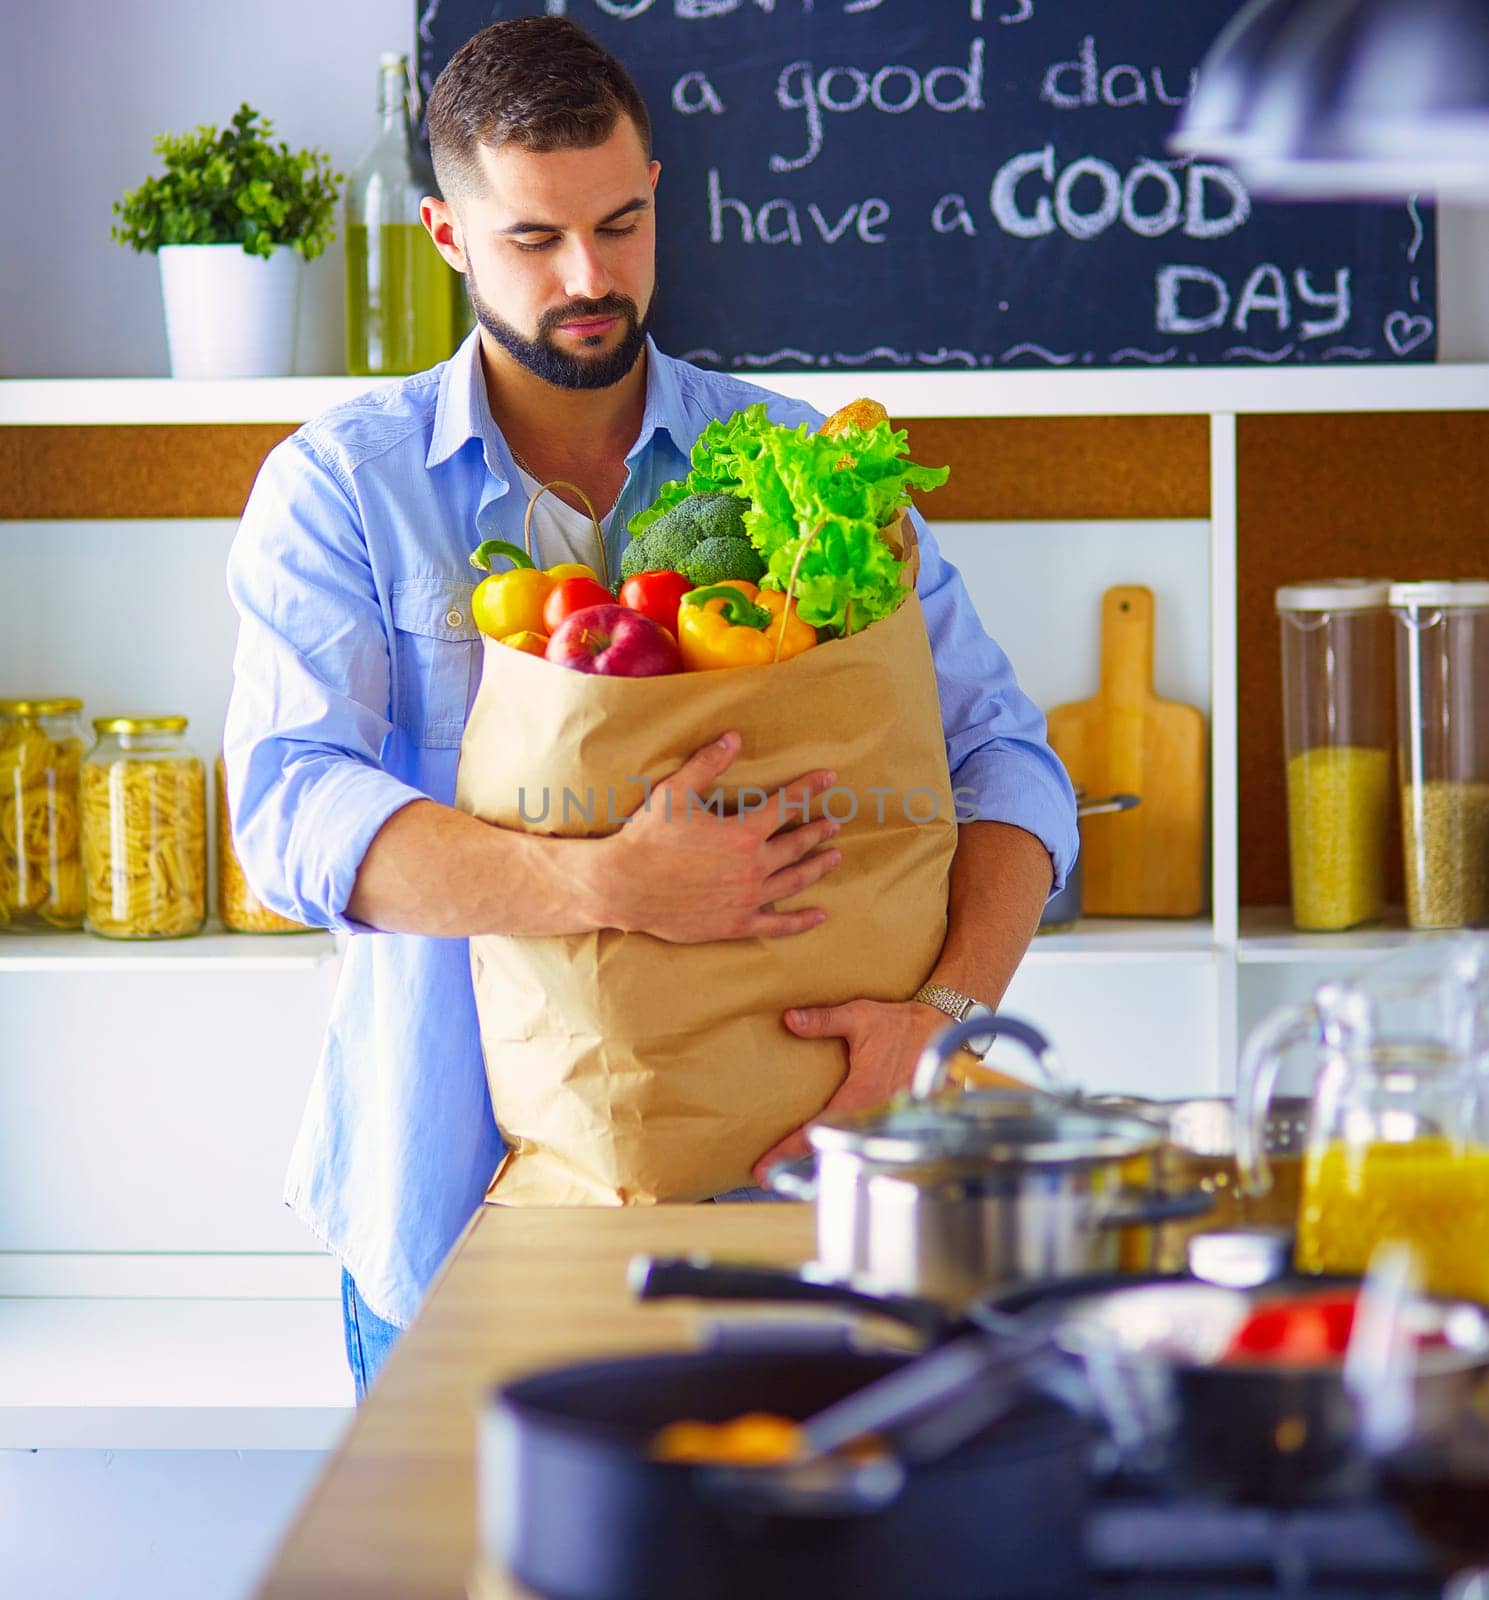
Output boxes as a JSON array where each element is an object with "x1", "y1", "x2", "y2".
[{"x1": 455, "y1": 513, "x2": 954, "y2": 1205}]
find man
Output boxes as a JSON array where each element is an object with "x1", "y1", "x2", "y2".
[{"x1": 224, "y1": 16, "x2": 1076, "y2": 1401}]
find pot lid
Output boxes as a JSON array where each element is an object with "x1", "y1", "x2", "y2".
[{"x1": 808, "y1": 1093, "x2": 1165, "y2": 1167}]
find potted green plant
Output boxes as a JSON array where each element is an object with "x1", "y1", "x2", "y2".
[{"x1": 112, "y1": 104, "x2": 341, "y2": 378}]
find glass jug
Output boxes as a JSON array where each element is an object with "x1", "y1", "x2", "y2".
[{"x1": 1237, "y1": 936, "x2": 1489, "y2": 1302}]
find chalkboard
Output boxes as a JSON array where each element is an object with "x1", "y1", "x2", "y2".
[{"x1": 416, "y1": 2, "x2": 1437, "y2": 373}]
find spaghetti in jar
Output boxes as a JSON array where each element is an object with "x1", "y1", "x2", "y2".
[
  {"x1": 214, "y1": 754, "x2": 311, "y2": 933},
  {"x1": 0, "y1": 697, "x2": 86, "y2": 932},
  {"x1": 82, "y1": 716, "x2": 206, "y2": 939}
]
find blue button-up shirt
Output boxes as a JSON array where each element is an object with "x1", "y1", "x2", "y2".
[{"x1": 224, "y1": 329, "x2": 1077, "y2": 1329}]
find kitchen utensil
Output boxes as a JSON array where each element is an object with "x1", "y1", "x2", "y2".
[
  {"x1": 1038, "y1": 790, "x2": 1142, "y2": 932},
  {"x1": 1087, "y1": 1092, "x2": 1309, "y2": 1271},
  {"x1": 1237, "y1": 937, "x2": 1489, "y2": 1300},
  {"x1": 1046, "y1": 584, "x2": 1206, "y2": 917},
  {"x1": 482, "y1": 1343, "x2": 1095, "y2": 1600},
  {"x1": 765, "y1": 1015, "x2": 1212, "y2": 1304},
  {"x1": 634, "y1": 1260, "x2": 1489, "y2": 1510}
]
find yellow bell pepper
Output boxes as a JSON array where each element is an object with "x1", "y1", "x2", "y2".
[
  {"x1": 468, "y1": 540, "x2": 598, "y2": 641},
  {"x1": 677, "y1": 582, "x2": 817, "y2": 671}
]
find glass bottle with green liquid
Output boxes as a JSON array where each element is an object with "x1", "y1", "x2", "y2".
[{"x1": 345, "y1": 53, "x2": 457, "y2": 375}]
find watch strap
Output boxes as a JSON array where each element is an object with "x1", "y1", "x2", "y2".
[{"x1": 912, "y1": 982, "x2": 999, "y2": 1059}]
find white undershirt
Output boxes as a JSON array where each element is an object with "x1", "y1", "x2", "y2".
[{"x1": 513, "y1": 466, "x2": 615, "y2": 578}]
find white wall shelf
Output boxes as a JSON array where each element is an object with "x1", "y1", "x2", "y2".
[
  {"x1": 1236, "y1": 906, "x2": 1458, "y2": 965},
  {"x1": 0, "y1": 1297, "x2": 353, "y2": 1450},
  {"x1": 0, "y1": 921, "x2": 338, "y2": 972},
  {"x1": 2, "y1": 362, "x2": 1488, "y2": 426},
  {"x1": 1022, "y1": 918, "x2": 1216, "y2": 965}
]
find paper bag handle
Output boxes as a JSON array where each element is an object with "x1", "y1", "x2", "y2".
[{"x1": 521, "y1": 478, "x2": 611, "y2": 591}]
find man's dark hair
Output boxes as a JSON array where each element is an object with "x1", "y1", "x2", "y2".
[{"x1": 427, "y1": 17, "x2": 652, "y2": 203}]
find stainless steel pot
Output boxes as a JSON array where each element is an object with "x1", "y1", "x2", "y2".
[{"x1": 765, "y1": 1016, "x2": 1211, "y2": 1306}]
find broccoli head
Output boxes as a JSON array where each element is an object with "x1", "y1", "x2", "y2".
[
  {"x1": 679, "y1": 536, "x2": 765, "y2": 588},
  {"x1": 619, "y1": 492, "x2": 751, "y2": 581}
]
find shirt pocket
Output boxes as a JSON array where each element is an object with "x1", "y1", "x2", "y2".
[{"x1": 390, "y1": 578, "x2": 480, "y2": 749}]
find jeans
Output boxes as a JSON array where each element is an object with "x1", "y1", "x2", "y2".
[
  {"x1": 340, "y1": 1268, "x2": 404, "y2": 1405},
  {"x1": 710, "y1": 1185, "x2": 791, "y2": 1203}
]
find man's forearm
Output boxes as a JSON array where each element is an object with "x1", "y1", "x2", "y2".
[
  {"x1": 928, "y1": 820, "x2": 1054, "y2": 1007},
  {"x1": 344, "y1": 799, "x2": 611, "y2": 937}
]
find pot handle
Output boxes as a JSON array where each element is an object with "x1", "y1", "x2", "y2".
[
  {"x1": 1096, "y1": 1187, "x2": 1216, "y2": 1230},
  {"x1": 629, "y1": 1254, "x2": 957, "y2": 1341},
  {"x1": 911, "y1": 1013, "x2": 1067, "y2": 1101},
  {"x1": 761, "y1": 1155, "x2": 816, "y2": 1200}
]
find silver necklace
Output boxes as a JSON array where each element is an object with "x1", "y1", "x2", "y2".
[{"x1": 508, "y1": 443, "x2": 622, "y2": 521}]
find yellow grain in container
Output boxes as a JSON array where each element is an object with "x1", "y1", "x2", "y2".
[
  {"x1": 1402, "y1": 779, "x2": 1489, "y2": 929},
  {"x1": 1285, "y1": 744, "x2": 1390, "y2": 930}
]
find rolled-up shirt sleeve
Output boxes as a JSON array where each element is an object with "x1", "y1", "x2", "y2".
[
  {"x1": 224, "y1": 434, "x2": 426, "y2": 932},
  {"x1": 913, "y1": 509, "x2": 1079, "y2": 894}
]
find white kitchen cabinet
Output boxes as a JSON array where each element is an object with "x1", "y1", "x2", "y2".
[{"x1": 2, "y1": 361, "x2": 1485, "y2": 1446}]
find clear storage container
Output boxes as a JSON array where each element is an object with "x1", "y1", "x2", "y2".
[
  {"x1": 214, "y1": 753, "x2": 311, "y2": 934},
  {"x1": 1390, "y1": 580, "x2": 1489, "y2": 929},
  {"x1": 1276, "y1": 580, "x2": 1394, "y2": 930},
  {"x1": 82, "y1": 716, "x2": 207, "y2": 939},
  {"x1": 0, "y1": 697, "x2": 86, "y2": 932}
]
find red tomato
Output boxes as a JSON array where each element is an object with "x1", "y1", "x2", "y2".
[
  {"x1": 542, "y1": 576, "x2": 615, "y2": 634},
  {"x1": 1225, "y1": 1294, "x2": 1358, "y2": 1365},
  {"x1": 619, "y1": 570, "x2": 693, "y2": 637}
]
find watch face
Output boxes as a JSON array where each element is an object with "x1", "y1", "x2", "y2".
[{"x1": 961, "y1": 1003, "x2": 998, "y2": 1057}]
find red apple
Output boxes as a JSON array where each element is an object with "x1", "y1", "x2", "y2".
[{"x1": 544, "y1": 604, "x2": 682, "y2": 677}]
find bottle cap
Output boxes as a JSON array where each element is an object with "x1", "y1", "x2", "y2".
[{"x1": 92, "y1": 715, "x2": 189, "y2": 735}]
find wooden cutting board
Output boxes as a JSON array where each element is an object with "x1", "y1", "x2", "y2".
[{"x1": 1047, "y1": 585, "x2": 1207, "y2": 918}]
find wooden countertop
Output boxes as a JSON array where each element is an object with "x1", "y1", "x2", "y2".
[{"x1": 254, "y1": 1204, "x2": 829, "y2": 1600}]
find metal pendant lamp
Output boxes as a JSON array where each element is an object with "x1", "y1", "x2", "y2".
[{"x1": 1171, "y1": 0, "x2": 1489, "y2": 200}]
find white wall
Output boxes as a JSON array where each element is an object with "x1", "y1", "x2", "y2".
[{"x1": 1, "y1": 0, "x2": 1485, "y2": 378}]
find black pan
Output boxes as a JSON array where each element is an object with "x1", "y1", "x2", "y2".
[{"x1": 485, "y1": 1341, "x2": 1095, "y2": 1600}]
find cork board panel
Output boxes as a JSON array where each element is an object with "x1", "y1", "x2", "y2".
[
  {"x1": 1238, "y1": 412, "x2": 1489, "y2": 907},
  {"x1": 904, "y1": 416, "x2": 1210, "y2": 522},
  {"x1": 0, "y1": 415, "x2": 1209, "y2": 524},
  {"x1": 0, "y1": 424, "x2": 298, "y2": 520}
]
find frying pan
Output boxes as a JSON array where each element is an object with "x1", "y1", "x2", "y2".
[{"x1": 483, "y1": 1339, "x2": 1097, "y2": 1600}]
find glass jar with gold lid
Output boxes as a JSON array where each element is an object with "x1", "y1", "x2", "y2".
[
  {"x1": 214, "y1": 753, "x2": 312, "y2": 933},
  {"x1": 0, "y1": 697, "x2": 87, "y2": 933},
  {"x1": 82, "y1": 715, "x2": 207, "y2": 939}
]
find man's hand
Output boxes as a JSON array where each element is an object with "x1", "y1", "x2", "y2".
[
  {"x1": 750, "y1": 998, "x2": 951, "y2": 1185},
  {"x1": 597, "y1": 730, "x2": 844, "y2": 944}
]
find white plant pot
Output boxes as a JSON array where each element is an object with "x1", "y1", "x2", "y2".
[{"x1": 157, "y1": 243, "x2": 303, "y2": 378}]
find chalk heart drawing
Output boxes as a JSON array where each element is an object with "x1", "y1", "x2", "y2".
[{"x1": 1385, "y1": 312, "x2": 1434, "y2": 356}]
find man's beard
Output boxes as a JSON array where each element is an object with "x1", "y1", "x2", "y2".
[{"x1": 465, "y1": 276, "x2": 652, "y2": 391}]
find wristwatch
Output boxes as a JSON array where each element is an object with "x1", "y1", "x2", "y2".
[{"x1": 912, "y1": 982, "x2": 998, "y2": 1058}]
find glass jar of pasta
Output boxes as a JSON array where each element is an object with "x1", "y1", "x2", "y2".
[
  {"x1": 82, "y1": 716, "x2": 207, "y2": 939},
  {"x1": 214, "y1": 753, "x2": 311, "y2": 933},
  {"x1": 0, "y1": 697, "x2": 87, "y2": 933}
]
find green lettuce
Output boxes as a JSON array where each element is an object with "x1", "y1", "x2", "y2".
[{"x1": 627, "y1": 404, "x2": 949, "y2": 635}]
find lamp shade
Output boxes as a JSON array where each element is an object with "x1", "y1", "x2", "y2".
[{"x1": 1171, "y1": 0, "x2": 1489, "y2": 200}]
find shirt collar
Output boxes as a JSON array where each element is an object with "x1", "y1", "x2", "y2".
[{"x1": 425, "y1": 329, "x2": 688, "y2": 477}]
